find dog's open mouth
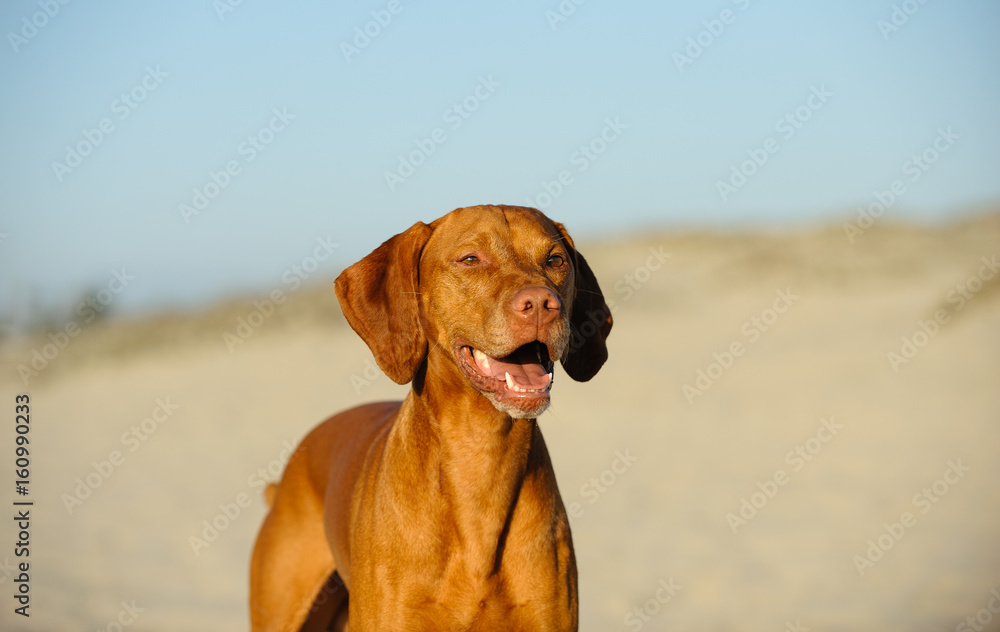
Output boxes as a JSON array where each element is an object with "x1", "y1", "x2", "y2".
[{"x1": 457, "y1": 341, "x2": 555, "y2": 403}]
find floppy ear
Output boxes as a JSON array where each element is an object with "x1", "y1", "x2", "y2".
[
  {"x1": 334, "y1": 222, "x2": 433, "y2": 385},
  {"x1": 554, "y1": 222, "x2": 612, "y2": 382}
]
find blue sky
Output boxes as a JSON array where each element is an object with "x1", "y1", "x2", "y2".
[{"x1": 1, "y1": 0, "x2": 998, "y2": 322}]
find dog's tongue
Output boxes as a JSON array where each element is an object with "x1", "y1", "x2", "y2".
[{"x1": 478, "y1": 344, "x2": 551, "y2": 390}]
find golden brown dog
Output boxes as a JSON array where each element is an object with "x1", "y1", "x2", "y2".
[{"x1": 250, "y1": 205, "x2": 612, "y2": 631}]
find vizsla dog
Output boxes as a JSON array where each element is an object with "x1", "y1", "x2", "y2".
[{"x1": 250, "y1": 205, "x2": 612, "y2": 631}]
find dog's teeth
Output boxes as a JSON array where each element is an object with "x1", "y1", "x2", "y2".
[
  {"x1": 473, "y1": 348, "x2": 490, "y2": 370},
  {"x1": 505, "y1": 372, "x2": 514, "y2": 390}
]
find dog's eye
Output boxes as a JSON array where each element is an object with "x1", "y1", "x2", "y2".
[
  {"x1": 546, "y1": 254, "x2": 565, "y2": 268},
  {"x1": 459, "y1": 255, "x2": 479, "y2": 265}
]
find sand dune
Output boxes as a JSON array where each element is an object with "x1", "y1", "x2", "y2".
[{"x1": 1, "y1": 213, "x2": 998, "y2": 631}]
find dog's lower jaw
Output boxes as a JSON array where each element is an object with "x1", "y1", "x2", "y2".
[
  {"x1": 485, "y1": 392, "x2": 550, "y2": 419},
  {"x1": 453, "y1": 342, "x2": 557, "y2": 419}
]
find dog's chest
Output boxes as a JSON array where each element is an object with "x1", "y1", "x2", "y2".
[{"x1": 398, "y1": 546, "x2": 569, "y2": 631}]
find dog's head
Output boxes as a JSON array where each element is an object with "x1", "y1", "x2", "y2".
[{"x1": 335, "y1": 205, "x2": 612, "y2": 419}]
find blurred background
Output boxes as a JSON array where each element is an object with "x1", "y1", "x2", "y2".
[{"x1": 0, "y1": 1, "x2": 998, "y2": 630}]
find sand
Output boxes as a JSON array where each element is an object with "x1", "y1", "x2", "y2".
[{"x1": 1, "y1": 213, "x2": 998, "y2": 631}]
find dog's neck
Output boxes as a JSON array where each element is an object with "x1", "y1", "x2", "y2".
[{"x1": 403, "y1": 346, "x2": 542, "y2": 576}]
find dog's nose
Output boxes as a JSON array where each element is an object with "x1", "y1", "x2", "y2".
[{"x1": 511, "y1": 287, "x2": 561, "y2": 326}]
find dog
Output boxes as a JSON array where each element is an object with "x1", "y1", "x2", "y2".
[{"x1": 250, "y1": 204, "x2": 612, "y2": 631}]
